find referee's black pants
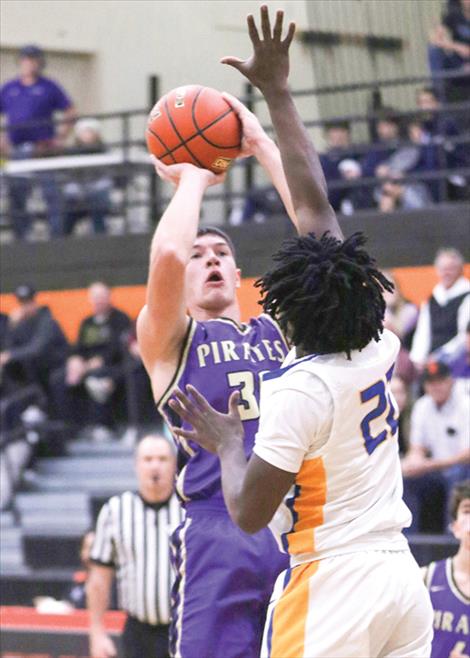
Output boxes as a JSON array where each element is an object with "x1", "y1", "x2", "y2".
[{"x1": 122, "y1": 616, "x2": 169, "y2": 658}]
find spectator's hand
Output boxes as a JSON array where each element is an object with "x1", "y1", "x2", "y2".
[
  {"x1": 454, "y1": 43, "x2": 470, "y2": 59},
  {"x1": 221, "y1": 92, "x2": 272, "y2": 159},
  {"x1": 0, "y1": 351, "x2": 11, "y2": 367},
  {"x1": 401, "y1": 454, "x2": 433, "y2": 479},
  {"x1": 86, "y1": 356, "x2": 105, "y2": 372},
  {"x1": 66, "y1": 356, "x2": 86, "y2": 386},
  {"x1": 152, "y1": 157, "x2": 225, "y2": 188},
  {"x1": 89, "y1": 630, "x2": 117, "y2": 658},
  {"x1": 376, "y1": 164, "x2": 391, "y2": 179},
  {"x1": 221, "y1": 6, "x2": 295, "y2": 94}
]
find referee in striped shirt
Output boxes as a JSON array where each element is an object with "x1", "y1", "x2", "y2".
[{"x1": 87, "y1": 434, "x2": 182, "y2": 658}]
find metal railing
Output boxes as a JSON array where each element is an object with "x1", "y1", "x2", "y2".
[{"x1": 0, "y1": 68, "x2": 468, "y2": 238}]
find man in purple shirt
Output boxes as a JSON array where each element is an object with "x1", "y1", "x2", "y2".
[{"x1": 0, "y1": 45, "x2": 76, "y2": 238}]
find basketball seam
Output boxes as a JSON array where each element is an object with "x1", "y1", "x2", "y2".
[
  {"x1": 146, "y1": 127, "x2": 177, "y2": 163},
  {"x1": 191, "y1": 96, "x2": 241, "y2": 150},
  {"x1": 164, "y1": 97, "x2": 205, "y2": 168}
]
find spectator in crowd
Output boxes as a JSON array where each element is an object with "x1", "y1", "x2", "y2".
[
  {"x1": 376, "y1": 173, "x2": 433, "y2": 213},
  {"x1": 123, "y1": 328, "x2": 163, "y2": 433},
  {"x1": 383, "y1": 272, "x2": 418, "y2": 383},
  {"x1": 0, "y1": 45, "x2": 77, "y2": 239},
  {"x1": 401, "y1": 361, "x2": 470, "y2": 533},
  {"x1": 230, "y1": 185, "x2": 285, "y2": 225},
  {"x1": 63, "y1": 118, "x2": 113, "y2": 236},
  {"x1": 437, "y1": 320, "x2": 470, "y2": 399},
  {"x1": 423, "y1": 480, "x2": 470, "y2": 658},
  {"x1": 87, "y1": 434, "x2": 182, "y2": 658},
  {"x1": 428, "y1": 0, "x2": 470, "y2": 101},
  {"x1": 319, "y1": 121, "x2": 361, "y2": 211},
  {"x1": 361, "y1": 109, "x2": 402, "y2": 178},
  {"x1": 391, "y1": 375, "x2": 412, "y2": 456},
  {"x1": 417, "y1": 87, "x2": 470, "y2": 199},
  {"x1": 63, "y1": 281, "x2": 132, "y2": 441},
  {"x1": 336, "y1": 159, "x2": 375, "y2": 215},
  {"x1": 0, "y1": 284, "x2": 68, "y2": 398},
  {"x1": 410, "y1": 247, "x2": 470, "y2": 369}
]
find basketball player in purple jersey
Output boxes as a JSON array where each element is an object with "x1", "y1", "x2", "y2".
[
  {"x1": 137, "y1": 81, "x2": 317, "y2": 655},
  {"x1": 423, "y1": 481, "x2": 470, "y2": 658}
]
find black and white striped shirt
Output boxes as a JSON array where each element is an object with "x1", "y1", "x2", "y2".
[{"x1": 91, "y1": 491, "x2": 182, "y2": 625}]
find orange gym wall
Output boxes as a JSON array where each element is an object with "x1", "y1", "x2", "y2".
[{"x1": 1, "y1": 264, "x2": 469, "y2": 343}]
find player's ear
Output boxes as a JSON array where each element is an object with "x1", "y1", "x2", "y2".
[{"x1": 235, "y1": 268, "x2": 242, "y2": 288}]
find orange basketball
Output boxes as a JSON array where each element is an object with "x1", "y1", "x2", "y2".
[{"x1": 146, "y1": 85, "x2": 242, "y2": 174}]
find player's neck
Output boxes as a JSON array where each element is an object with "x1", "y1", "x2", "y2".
[
  {"x1": 191, "y1": 300, "x2": 241, "y2": 323},
  {"x1": 453, "y1": 547, "x2": 470, "y2": 574}
]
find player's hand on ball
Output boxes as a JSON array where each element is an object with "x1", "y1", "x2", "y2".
[
  {"x1": 169, "y1": 385, "x2": 244, "y2": 454},
  {"x1": 221, "y1": 5, "x2": 295, "y2": 93},
  {"x1": 152, "y1": 157, "x2": 225, "y2": 188},
  {"x1": 221, "y1": 92, "x2": 272, "y2": 158}
]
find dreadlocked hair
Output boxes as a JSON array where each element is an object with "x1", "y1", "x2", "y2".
[{"x1": 256, "y1": 232, "x2": 394, "y2": 358}]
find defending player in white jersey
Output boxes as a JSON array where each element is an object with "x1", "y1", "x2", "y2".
[{"x1": 168, "y1": 7, "x2": 434, "y2": 658}]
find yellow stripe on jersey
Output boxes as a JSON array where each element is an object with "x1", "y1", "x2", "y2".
[
  {"x1": 288, "y1": 457, "x2": 327, "y2": 555},
  {"x1": 270, "y1": 561, "x2": 320, "y2": 658}
]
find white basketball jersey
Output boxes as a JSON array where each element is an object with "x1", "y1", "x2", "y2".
[{"x1": 254, "y1": 329, "x2": 411, "y2": 566}]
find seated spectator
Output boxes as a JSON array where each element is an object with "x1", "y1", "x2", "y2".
[
  {"x1": 437, "y1": 320, "x2": 470, "y2": 399},
  {"x1": 391, "y1": 375, "x2": 412, "y2": 456},
  {"x1": 319, "y1": 121, "x2": 361, "y2": 211},
  {"x1": 0, "y1": 284, "x2": 68, "y2": 399},
  {"x1": 0, "y1": 44, "x2": 77, "y2": 239},
  {"x1": 336, "y1": 159, "x2": 375, "y2": 215},
  {"x1": 376, "y1": 173, "x2": 433, "y2": 213},
  {"x1": 428, "y1": 0, "x2": 470, "y2": 101},
  {"x1": 417, "y1": 87, "x2": 469, "y2": 199},
  {"x1": 60, "y1": 281, "x2": 132, "y2": 441},
  {"x1": 401, "y1": 361, "x2": 470, "y2": 533},
  {"x1": 230, "y1": 185, "x2": 285, "y2": 225},
  {"x1": 410, "y1": 247, "x2": 470, "y2": 369},
  {"x1": 361, "y1": 109, "x2": 402, "y2": 178},
  {"x1": 383, "y1": 273, "x2": 418, "y2": 383},
  {"x1": 63, "y1": 118, "x2": 113, "y2": 236}
]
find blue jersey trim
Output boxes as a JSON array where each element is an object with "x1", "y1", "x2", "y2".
[{"x1": 262, "y1": 353, "x2": 318, "y2": 382}]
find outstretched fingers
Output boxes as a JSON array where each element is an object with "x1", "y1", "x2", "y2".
[
  {"x1": 247, "y1": 13, "x2": 261, "y2": 46},
  {"x1": 273, "y1": 9, "x2": 284, "y2": 41},
  {"x1": 185, "y1": 384, "x2": 213, "y2": 412},
  {"x1": 168, "y1": 389, "x2": 199, "y2": 424},
  {"x1": 260, "y1": 5, "x2": 272, "y2": 41},
  {"x1": 283, "y1": 21, "x2": 296, "y2": 49}
]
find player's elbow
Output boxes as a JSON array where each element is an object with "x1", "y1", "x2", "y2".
[{"x1": 233, "y1": 507, "x2": 268, "y2": 535}]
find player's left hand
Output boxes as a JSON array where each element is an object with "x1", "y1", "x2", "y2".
[{"x1": 169, "y1": 385, "x2": 244, "y2": 454}]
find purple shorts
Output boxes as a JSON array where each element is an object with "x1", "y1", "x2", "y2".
[{"x1": 170, "y1": 501, "x2": 288, "y2": 658}]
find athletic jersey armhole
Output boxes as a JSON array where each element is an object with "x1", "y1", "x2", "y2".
[
  {"x1": 157, "y1": 318, "x2": 197, "y2": 413},
  {"x1": 423, "y1": 561, "x2": 436, "y2": 589},
  {"x1": 260, "y1": 313, "x2": 289, "y2": 350}
]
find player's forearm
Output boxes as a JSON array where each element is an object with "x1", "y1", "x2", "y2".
[
  {"x1": 253, "y1": 137, "x2": 298, "y2": 230},
  {"x1": 151, "y1": 175, "x2": 206, "y2": 260},
  {"x1": 262, "y1": 86, "x2": 342, "y2": 238},
  {"x1": 431, "y1": 449, "x2": 470, "y2": 472},
  {"x1": 218, "y1": 441, "x2": 252, "y2": 531}
]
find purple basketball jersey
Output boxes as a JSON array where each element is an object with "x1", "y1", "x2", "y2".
[
  {"x1": 158, "y1": 314, "x2": 288, "y2": 505},
  {"x1": 426, "y1": 558, "x2": 469, "y2": 658}
]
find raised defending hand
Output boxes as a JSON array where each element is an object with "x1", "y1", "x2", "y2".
[
  {"x1": 151, "y1": 156, "x2": 226, "y2": 188},
  {"x1": 169, "y1": 385, "x2": 244, "y2": 454},
  {"x1": 221, "y1": 5, "x2": 295, "y2": 93}
]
